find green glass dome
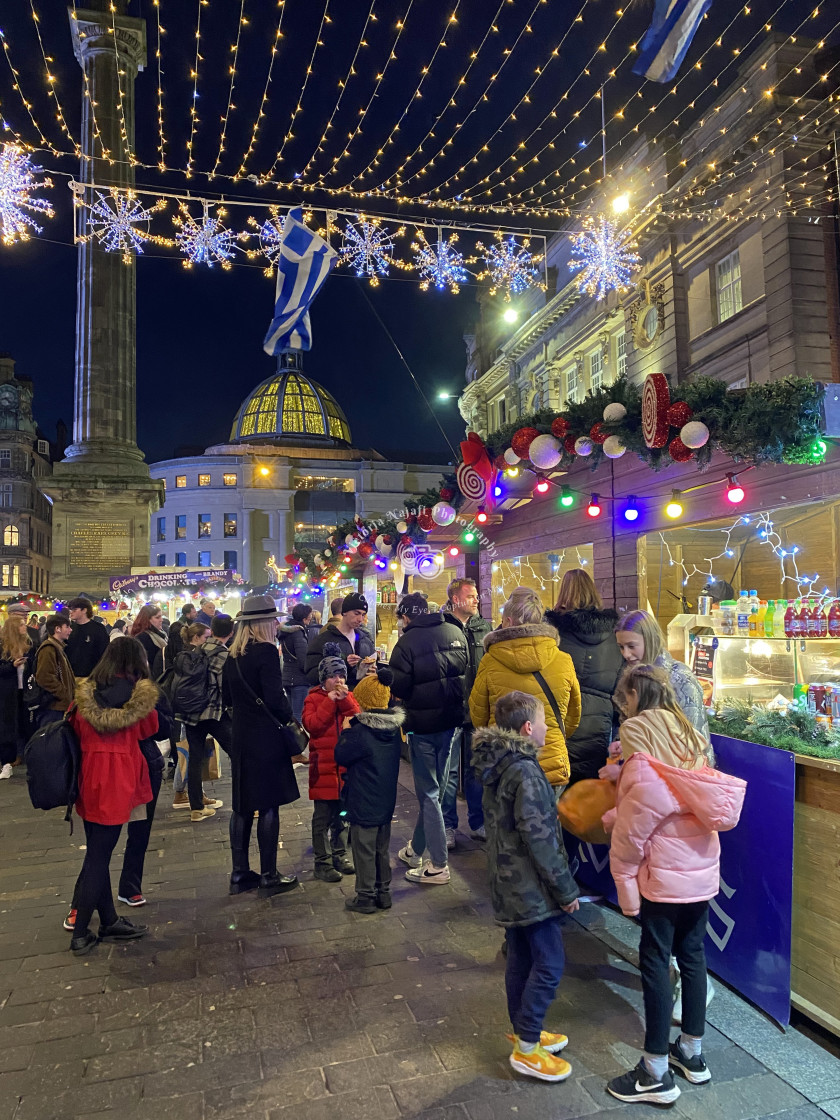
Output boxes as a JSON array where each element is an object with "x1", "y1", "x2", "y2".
[{"x1": 230, "y1": 352, "x2": 351, "y2": 446}]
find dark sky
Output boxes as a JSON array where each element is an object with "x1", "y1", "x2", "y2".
[{"x1": 0, "y1": 0, "x2": 833, "y2": 464}]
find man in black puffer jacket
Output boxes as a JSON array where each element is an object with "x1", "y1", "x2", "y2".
[{"x1": 390, "y1": 593, "x2": 467, "y2": 885}]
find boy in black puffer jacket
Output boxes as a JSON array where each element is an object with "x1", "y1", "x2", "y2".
[{"x1": 334, "y1": 667, "x2": 404, "y2": 914}]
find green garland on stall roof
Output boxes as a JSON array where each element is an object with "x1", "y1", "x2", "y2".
[
  {"x1": 710, "y1": 700, "x2": 840, "y2": 761},
  {"x1": 479, "y1": 374, "x2": 825, "y2": 474}
]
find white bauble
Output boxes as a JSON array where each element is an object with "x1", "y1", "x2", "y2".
[
  {"x1": 603, "y1": 435, "x2": 626, "y2": 459},
  {"x1": 680, "y1": 420, "x2": 710, "y2": 449},
  {"x1": 528, "y1": 433, "x2": 562, "y2": 470},
  {"x1": 432, "y1": 501, "x2": 456, "y2": 527},
  {"x1": 345, "y1": 533, "x2": 357, "y2": 545},
  {"x1": 396, "y1": 520, "x2": 408, "y2": 534},
  {"x1": 574, "y1": 436, "x2": 594, "y2": 457},
  {"x1": 375, "y1": 534, "x2": 394, "y2": 557},
  {"x1": 313, "y1": 554, "x2": 322, "y2": 564},
  {"x1": 603, "y1": 402, "x2": 627, "y2": 423},
  {"x1": 324, "y1": 549, "x2": 332, "y2": 557},
  {"x1": 503, "y1": 448, "x2": 521, "y2": 465}
]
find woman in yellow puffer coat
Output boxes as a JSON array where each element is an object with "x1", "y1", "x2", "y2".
[{"x1": 469, "y1": 587, "x2": 582, "y2": 790}]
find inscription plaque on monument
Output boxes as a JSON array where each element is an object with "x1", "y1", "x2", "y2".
[{"x1": 69, "y1": 519, "x2": 132, "y2": 574}]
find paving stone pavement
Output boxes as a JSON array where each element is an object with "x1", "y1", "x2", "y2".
[{"x1": 1, "y1": 761, "x2": 838, "y2": 1120}]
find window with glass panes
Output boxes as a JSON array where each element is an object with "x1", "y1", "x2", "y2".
[
  {"x1": 589, "y1": 349, "x2": 603, "y2": 392},
  {"x1": 175, "y1": 515, "x2": 186, "y2": 540},
  {"x1": 175, "y1": 475, "x2": 186, "y2": 488},
  {"x1": 156, "y1": 554, "x2": 166, "y2": 566},
  {"x1": 156, "y1": 516, "x2": 165, "y2": 541},
  {"x1": 223, "y1": 473, "x2": 237, "y2": 486},
  {"x1": 224, "y1": 513, "x2": 237, "y2": 537},
  {"x1": 566, "y1": 365, "x2": 580, "y2": 403},
  {"x1": 175, "y1": 552, "x2": 186, "y2": 567},
  {"x1": 198, "y1": 551, "x2": 211, "y2": 567},
  {"x1": 224, "y1": 550, "x2": 237, "y2": 570},
  {"x1": 616, "y1": 331, "x2": 626, "y2": 376},
  {"x1": 198, "y1": 474, "x2": 210, "y2": 487},
  {"x1": 1, "y1": 564, "x2": 20, "y2": 587},
  {"x1": 198, "y1": 514, "x2": 211, "y2": 538},
  {"x1": 716, "y1": 249, "x2": 742, "y2": 323}
]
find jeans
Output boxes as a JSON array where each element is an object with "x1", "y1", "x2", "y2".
[
  {"x1": 350, "y1": 823, "x2": 392, "y2": 901},
  {"x1": 409, "y1": 729, "x2": 459, "y2": 868},
  {"x1": 184, "y1": 717, "x2": 232, "y2": 811},
  {"x1": 505, "y1": 916, "x2": 566, "y2": 1044},
  {"x1": 442, "y1": 726, "x2": 484, "y2": 832},
  {"x1": 73, "y1": 820, "x2": 121, "y2": 936},
  {"x1": 639, "y1": 898, "x2": 709, "y2": 1054},
  {"x1": 311, "y1": 799, "x2": 349, "y2": 869},
  {"x1": 288, "y1": 684, "x2": 309, "y2": 725},
  {"x1": 118, "y1": 768, "x2": 162, "y2": 899}
]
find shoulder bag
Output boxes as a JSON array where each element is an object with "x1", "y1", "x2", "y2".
[
  {"x1": 233, "y1": 656, "x2": 309, "y2": 757},
  {"x1": 532, "y1": 669, "x2": 566, "y2": 739}
]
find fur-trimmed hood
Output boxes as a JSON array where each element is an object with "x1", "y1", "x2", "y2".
[
  {"x1": 483, "y1": 621, "x2": 558, "y2": 649},
  {"x1": 472, "y1": 724, "x2": 540, "y2": 779},
  {"x1": 482, "y1": 622, "x2": 560, "y2": 674},
  {"x1": 544, "y1": 607, "x2": 619, "y2": 645},
  {"x1": 75, "y1": 677, "x2": 159, "y2": 733},
  {"x1": 278, "y1": 622, "x2": 306, "y2": 636},
  {"x1": 353, "y1": 706, "x2": 406, "y2": 732}
]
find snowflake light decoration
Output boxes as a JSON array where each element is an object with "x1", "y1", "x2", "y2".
[
  {"x1": 82, "y1": 189, "x2": 169, "y2": 264},
  {"x1": 569, "y1": 215, "x2": 640, "y2": 301},
  {"x1": 0, "y1": 142, "x2": 54, "y2": 246},
  {"x1": 173, "y1": 203, "x2": 240, "y2": 269},
  {"x1": 412, "y1": 230, "x2": 469, "y2": 294},
  {"x1": 473, "y1": 232, "x2": 545, "y2": 301},
  {"x1": 246, "y1": 207, "x2": 285, "y2": 276},
  {"x1": 340, "y1": 217, "x2": 404, "y2": 286}
]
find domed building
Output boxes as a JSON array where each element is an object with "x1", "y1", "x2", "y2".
[{"x1": 148, "y1": 351, "x2": 447, "y2": 585}]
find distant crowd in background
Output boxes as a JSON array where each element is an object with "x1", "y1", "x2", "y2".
[{"x1": 0, "y1": 569, "x2": 745, "y2": 1104}]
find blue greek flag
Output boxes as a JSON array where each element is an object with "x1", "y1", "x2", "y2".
[
  {"x1": 632, "y1": 0, "x2": 712, "y2": 83},
  {"x1": 263, "y1": 208, "x2": 337, "y2": 354}
]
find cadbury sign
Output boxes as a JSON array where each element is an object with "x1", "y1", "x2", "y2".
[{"x1": 109, "y1": 569, "x2": 235, "y2": 595}]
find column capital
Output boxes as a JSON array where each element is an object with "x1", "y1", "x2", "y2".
[{"x1": 70, "y1": 9, "x2": 146, "y2": 72}]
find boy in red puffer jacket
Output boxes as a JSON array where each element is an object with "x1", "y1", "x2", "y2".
[{"x1": 302, "y1": 643, "x2": 360, "y2": 882}]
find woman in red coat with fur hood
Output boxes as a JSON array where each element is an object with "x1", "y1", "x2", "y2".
[{"x1": 68, "y1": 638, "x2": 159, "y2": 955}]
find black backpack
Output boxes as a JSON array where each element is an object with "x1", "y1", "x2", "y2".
[
  {"x1": 172, "y1": 648, "x2": 212, "y2": 716},
  {"x1": 24, "y1": 711, "x2": 82, "y2": 828},
  {"x1": 22, "y1": 643, "x2": 57, "y2": 713}
]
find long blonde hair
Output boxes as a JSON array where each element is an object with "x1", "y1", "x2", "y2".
[
  {"x1": 554, "y1": 568, "x2": 603, "y2": 612},
  {"x1": 619, "y1": 663, "x2": 701, "y2": 766},
  {"x1": 502, "y1": 586, "x2": 545, "y2": 627},
  {"x1": 614, "y1": 608, "x2": 665, "y2": 664},
  {"x1": 229, "y1": 617, "x2": 277, "y2": 658},
  {"x1": 0, "y1": 615, "x2": 30, "y2": 662}
]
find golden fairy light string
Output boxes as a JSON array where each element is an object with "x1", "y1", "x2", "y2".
[
  {"x1": 263, "y1": 0, "x2": 334, "y2": 182},
  {"x1": 210, "y1": 0, "x2": 247, "y2": 178},
  {"x1": 0, "y1": 25, "x2": 53, "y2": 153},
  {"x1": 152, "y1": 0, "x2": 166, "y2": 170},
  {"x1": 235, "y1": 0, "x2": 286, "y2": 180},
  {"x1": 185, "y1": 0, "x2": 208, "y2": 179},
  {"x1": 28, "y1": 1, "x2": 79, "y2": 156},
  {"x1": 69, "y1": 1, "x2": 111, "y2": 165},
  {"x1": 109, "y1": 0, "x2": 137, "y2": 167}
]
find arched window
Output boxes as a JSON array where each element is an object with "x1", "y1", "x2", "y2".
[{"x1": 3, "y1": 524, "x2": 19, "y2": 547}]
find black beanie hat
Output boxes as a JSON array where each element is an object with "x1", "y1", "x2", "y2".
[{"x1": 342, "y1": 592, "x2": 368, "y2": 614}]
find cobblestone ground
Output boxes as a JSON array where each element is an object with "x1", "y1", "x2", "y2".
[{"x1": 1, "y1": 762, "x2": 839, "y2": 1120}]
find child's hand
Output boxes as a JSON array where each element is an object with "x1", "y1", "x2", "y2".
[
  {"x1": 561, "y1": 899, "x2": 580, "y2": 914},
  {"x1": 607, "y1": 740, "x2": 622, "y2": 760},
  {"x1": 599, "y1": 763, "x2": 620, "y2": 782},
  {"x1": 341, "y1": 716, "x2": 352, "y2": 730},
  {"x1": 622, "y1": 908, "x2": 640, "y2": 918}
]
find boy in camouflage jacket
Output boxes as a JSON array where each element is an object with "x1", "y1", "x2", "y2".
[{"x1": 472, "y1": 690, "x2": 579, "y2": 1084}]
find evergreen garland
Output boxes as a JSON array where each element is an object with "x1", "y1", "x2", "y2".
[{"x1": 710, "y1": 699, "x2": 840, "y2": 761}]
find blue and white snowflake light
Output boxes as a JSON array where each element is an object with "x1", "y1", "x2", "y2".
[
  {"x1": 569, "y1": 215, "x2": 640, "y2": 301},
  {"x1": 0, "y1": 142, "x2": 54, "y2": 246},
  {"x1": 340, "y1": 217, "x2": 403, "y2": 286},
  {"x1": 173, "y1": 203, "x2": 239, "y2": 269},
  {"x1": 246, "y1": 206, "x2": 286, "y2": 276},
  {"x1": 473, "y1": 233, "x2": 545, "y2": 301},
  {"x1": 84, "y1": 189, "x2": 169, "y2": 263},
  {"x1": 412, "y1": 230, "x2": 469, "y2": 294}
]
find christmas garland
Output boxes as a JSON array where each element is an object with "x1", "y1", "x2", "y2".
[{"x1": 710, "y1": 700, "x2": 840, "y2": 761}]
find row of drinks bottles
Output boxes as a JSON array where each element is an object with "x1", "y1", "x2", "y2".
[
  {"x1": 802, "y1": 682, "x2": 840, "y2": 725},
  {"x1": 717, "y1": 591, "x2": 840, "y2": 638}
]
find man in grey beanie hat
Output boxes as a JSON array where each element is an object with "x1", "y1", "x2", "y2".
[{"x1": 304, "y1": 589, "x2": 376, "y2": 687}]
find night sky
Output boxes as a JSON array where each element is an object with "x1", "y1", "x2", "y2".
[{"x1": 0, "y1": 0, "x2": 833, "y2": 465}]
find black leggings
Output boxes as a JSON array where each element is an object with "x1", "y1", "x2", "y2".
[
  {"x1": 229, "y1": 808, "x2": 279, "y2": 876},
  {"x1": 73, "y1": 820, "x2": 121, "y2": 935}
]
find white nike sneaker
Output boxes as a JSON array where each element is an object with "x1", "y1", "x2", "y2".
[{"x1": 405, "y1": 861, "x2": 450, "y2": 885}]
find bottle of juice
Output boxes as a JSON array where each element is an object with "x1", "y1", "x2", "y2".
[
  {"x1": 829, "y1": 598, "x2": 840, "y2": 639},
  {"x1": 764, "y1": 600, "x2": 775, "y2": 637},
  {"x1": 815, "y1": 600, "x2": 828, "y2": 638},
  {"x1": 736, "y1": 590, "x2": 750, "y2": 636},
  {"x1": 807, "y1": 600, "x2": 819, "y2": 638},
  {"x1": 748, "y1": 606, "x2": 759, "y2": 636},
  {"x1": 798, "y1": 599, "x2": 811, "y2": 638},
  {"x1": 784, "y1": 600, "x2": 796, "y2": 638},
  {"x1": 754, "y1": 601, "x2": 767, "y2": 636}
]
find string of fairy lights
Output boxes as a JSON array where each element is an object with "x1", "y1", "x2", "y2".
[
  {"x1": 235, "y1": 1, "x2": 287, "y2": 180},
  {"x1": 210, "y1": 0, "x2": 247, "y2": 180}
]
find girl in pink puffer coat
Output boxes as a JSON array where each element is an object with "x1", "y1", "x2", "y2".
[{"x1": 603, "y1": 664, "x2": 746, "y2": 1108}]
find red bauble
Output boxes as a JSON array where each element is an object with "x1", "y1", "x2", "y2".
[
  {"x1": 381, "y1": 534, "x2": 392, "y2": 545},
  {"x1": 642, "y1": 373, "x2": 671, "y2": 449},
  {"x1": 407, "y1": 513, "x2": 417, "y2": 524},
  {"x1": 511, "y1": 426, "x2": 541, "y2": 458},
  {"x1": 439, "y1": 487, "x2": 455, "y2": 501},
  {"x1": 284, "y1": 553, "x2": 297, "y2": 565},
  {"x1": 563, "y1": 434, "x2": 577, "y2": 454},
  {"x1": 551, "y1": 417, "x2": 570, "y2": 438},
  {"x1": 589, "y1": 422, "x2": 608, "y2": 445},
  {"x1": 493, "y1": 453, "x2": 507, "y2": 471},
  {"x1": 357, "y1": 541, "x2": 374, "y2": 559},
  {"x1": 417, "y1": 511, "x2": 435, "y2": 532},
  {"x1": 667, "y1": 401, "x2": 693, "y2": 428},
  {"x1": 668, "y1": 437, "x2": 694, "y2": 463},
  {"x1": 401, "y1": 534, "x2": 412, "y2": 545}
]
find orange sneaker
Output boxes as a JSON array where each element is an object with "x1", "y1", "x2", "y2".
[
  {"x1": 509, "y1": 1043, "x2": 572, "y2": 1082},
  {"x1": 506, "y1": 1030, "x2": 569, "y2": 1055}
]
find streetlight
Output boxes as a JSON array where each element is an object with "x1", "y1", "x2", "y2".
[
  {"x1": 437, "y1": 390, "x2": 453, "y2": 401},
  {"x1": 612, "y1": 193, "x2": 630, "y2": 214},
  {"x1": 503, "y1": 307, "x2": 519, "y2": 324}
]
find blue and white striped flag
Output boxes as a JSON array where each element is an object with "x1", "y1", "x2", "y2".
[
  {"x1": 263, "y1": 207, "x2": 337, "y2": 354},
  {"x1": 632, "y1": 0, "x2": 712, "y2": 84}
]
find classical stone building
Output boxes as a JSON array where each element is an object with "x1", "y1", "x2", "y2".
[
  {"x1": 149, "y1": 351, "x2": 447, "y2": 585},
  {"x1": 0, "y1": 355, "x2": 53, "y2": 597}
]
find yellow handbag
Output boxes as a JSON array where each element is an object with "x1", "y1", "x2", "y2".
[{"x1": 557, "y1": 779, "x2": 616, "y2": 846}]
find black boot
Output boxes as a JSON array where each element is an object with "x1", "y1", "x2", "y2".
[
  {"x1": 229, "y1": 812, "x2": 259, "y2": 895},
  {"x1": 258, "y1": 872, "x2": 299, "y2": 898},
  {"x1": 255, "y1": 808, "x2": 298, "y2": 897}
]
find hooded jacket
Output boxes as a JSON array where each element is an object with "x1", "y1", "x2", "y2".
[
  {"x1": 278, "y1": 622, "x2": 311, "y2": 689},
  {"x1": 472, "y1": 725, "x2": 579, "y2": 926},
  {"x1": 469, "y1": 622, "x2": 581, "y2": 788},
  {"x1": 389, "y1": 613, "x2": 468, "y2": 734},
  {"x1": 34, "y1": 636, "x2": 75, "y2": 711},
  {"x1": 655, "y1": 651, "x2": 711, "y2": 741},
  {"x1": 334, "y1": 707, "x2": 405, "y2": 827},
  {"x1": 70, "y1": 677, "x2": 160, "y2": 826},
  {"x1": 442, "y1": 610, "x2": 493, "y2": 700},
  {"x1": 544, "y1": 607, "x2": 624, "y2": 782},
  {"x1": 65, "y1": 618, "x2": 110, "y2": 679},
  {"x1": 605, "y1": 711, "x2": 746, "y2": 915},
  {"x1": 302, "y1": 685, "x2": 361, "y2": 800},
  {"x1": 192, "y1": 636, "x2": 229, "y2": 723},
  {"x1": 304, "y1": 621, "x2": 376, "y2": 688}
]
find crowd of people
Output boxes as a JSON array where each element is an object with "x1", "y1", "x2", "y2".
[{"x1": 0, "y1": 569, "x2": 746, "y2": 1105}]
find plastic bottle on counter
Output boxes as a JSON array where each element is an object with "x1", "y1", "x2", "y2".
[
  {"x1": 719, "y1": 600, "x2": 736, "y2": 636},
  {"x1": 815, "y1": 600, "x2": 828, "y2": 639},
  {"x1": 798, "y1": 599, "x2": 811, "y2": 638},
  {"x1": 806, "y1": 600, "x2": 819, "y2": 638},
  {"x1": 784, "y1": 600, "x2": 797, "y2": 638},
  {"x1": 749, "y1": 589, "x2": 760, "y2": 612},
  {"x1": 755, "y1": 602, "x2": 767, "y2": 636},
  {"x1": 829, "y1": 599, "x2": 840, "y2": 639},
  {"x1": 748, "y1": 606, "x2": 759, "y2": 636},
  {"x1": 736, "y1": 590, "x2": 751, "y2": 636},
  {"x1": 764, "y1": 600, "x2": 776, "y2": 637}
]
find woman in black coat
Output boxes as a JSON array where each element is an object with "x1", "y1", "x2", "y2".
[
  {"x1": 222, "y1": 596, "x2": 299, "y2": 899},
  {"x1": 544, "y1": 569, "x2": 624, "y2": 784},
  {"x1": 0, "y1": 611, "x2": 32, "y2": 779}
]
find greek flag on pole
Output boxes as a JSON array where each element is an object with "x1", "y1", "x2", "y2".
[
  {"x1": 632, "y1": 0, "x2": 712, "y2": 84},
  {"x1": 263, "y1": 208, "x2": 337, "y2": 354}
]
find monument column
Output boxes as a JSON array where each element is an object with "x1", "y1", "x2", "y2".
[{"x1": 44, "y1": 1, "x2": 163, "y2": 598}]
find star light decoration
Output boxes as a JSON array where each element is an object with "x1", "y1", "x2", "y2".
[
  {"x1": 339, "y1": 217, "x2": 405, "y2": 286},
  {"x1": 245, "y1": 206, "x2": 316, "y2": 276},
  {"x1": 412, "y1": 230, "x2": 469, "y2": 294},
  {"x1": 472, "y1": 232, "x2": 545, "y2": 301},
  {"x1": 81, "y1": 189, "x2": 170, "y2": 264},
  {"x1": 173, "y1": 203, "x2": 241, "y2": 269},
  {"x1": 0, "y1": 143, "x2": 54, "y2": 246},
  {"x1": 568, "y1": 215, "x2": 641, "y2": 301}
]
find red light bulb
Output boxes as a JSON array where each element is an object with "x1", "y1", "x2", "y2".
[
  {"x1": 726, "y1": 475, "x2": 745, "y2": 504},
  {"x1": 587, "y1": 495, "x2": 602, "y2": 518},
  {"x1": 535, "y1": 479, "x2": 550, "y2": 494},
  {"x1": 476, "y1": 507, "x2": 488, "y2": 524},
  {"x1": 448, "y1": 546, "x2": 460, "y2": 557}
]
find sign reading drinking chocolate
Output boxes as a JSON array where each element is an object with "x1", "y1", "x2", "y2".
[{"x1": 109, "y1": 569, "x2": 235, "y2": 596}]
